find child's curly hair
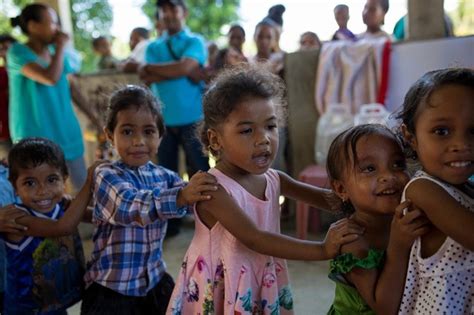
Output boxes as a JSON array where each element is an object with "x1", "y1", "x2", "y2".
[{"x1": 199, "y1": 64, "x2": 287, "y2": 158}]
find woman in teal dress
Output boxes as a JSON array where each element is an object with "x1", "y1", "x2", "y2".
[{"x1": 7, "y1": 3, "x2": 86, "y2": 192}]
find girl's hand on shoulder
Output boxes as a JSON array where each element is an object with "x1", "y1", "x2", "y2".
[
  {"x1": 390, "y1": 200, "x2": 431, "y2": 250},
  {"x1": 322, "y1": 218, "x2": 365, "y2": 259},
  {"x1": 0, "y1": 204, "x2": 28, "y2": 233},
  {"x1": 179, "y1": 171, "x2": 218, "y2": 206}
]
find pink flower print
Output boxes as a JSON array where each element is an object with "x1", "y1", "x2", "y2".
[
  {"x1": 262, "y1": 271, "x2": 276, "y2": 288},
  {"x1": 196, "y1": 256, "x2": 206, "y2": 273},
  {"x1": 186, "y1": 278, "x2": 199, "y2": 302},
  {"x1": 275, "y1": 262, "x2": 283, "y2": 274}
]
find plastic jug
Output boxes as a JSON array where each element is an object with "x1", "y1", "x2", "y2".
[
  {"x1": 315, "y1": 103, "x2": 354, "y2": 166},
  {"x1": 354, "y1": 103, "x2": 390, "y2": 126}
]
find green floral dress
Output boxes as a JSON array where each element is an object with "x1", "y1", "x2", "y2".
[{"x1": 327, "y1": 249, "x2": 385, "y2": 315}]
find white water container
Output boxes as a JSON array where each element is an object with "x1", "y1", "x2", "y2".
[
  {"x1": 315, "y1": 103, "x2": 354, "y2": 166},
  {"x1": 354, "y1": 103, "x2": 390, "y2": 126}
]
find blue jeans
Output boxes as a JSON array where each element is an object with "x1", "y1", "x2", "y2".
[{"x1": 158, "y1": 123, "x2": 209, "y2": 177}]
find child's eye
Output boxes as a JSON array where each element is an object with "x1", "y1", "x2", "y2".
[
  {"x1": 433, "y1": 128, "x2": 449, "y2": 136},
  {"x1": 393, "y1": 160, "x2": 407, "y2": 170},
  {"x1": 47, "y1": 176, "x2": 60, "y2": 184},
  {"x1": 240, "y1": 128, "x2": 252, "y2": 134},
  {"x1": 121, "y1": 129, "x2": 133, "y2": 136},
  {"x1": 361, "y1": 165, "x2": 375, "y2": 173},
  {"x1": 144, "y1": 128, "x2": 157, "y2": 135},
  {"x1": 23, "y1": 180, "x2": 36, "y2": 187},
  {"x1": 267, "y1": 124, "x2": 277, "y2": 130}
]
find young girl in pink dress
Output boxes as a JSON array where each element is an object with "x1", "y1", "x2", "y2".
[{"x1": 167, "y1": 65, "x2": 364, "y2": 314}]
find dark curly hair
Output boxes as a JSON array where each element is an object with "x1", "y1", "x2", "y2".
[
  {"x1": 8, "y1": 137, "x2": 68, "y2": 187},
  {"x1": 105, "y1": 85, "x2": 165, "y2": 137},
  {"x1": 326, "y1": 124, "x2": 402, "y2": 215},
  {"x1": 395, "y1": 68, "x2": 474, "y2": 159},
  {"x1": 199, "y1": 64, "x2": 286, "y2": 157}
]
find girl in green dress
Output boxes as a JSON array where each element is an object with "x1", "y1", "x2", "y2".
[{"x1": 325, "y1": 124, "x2": 430, "y2": 315}]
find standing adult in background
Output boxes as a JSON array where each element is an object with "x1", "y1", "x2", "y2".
[
  {"x1": 0, "y1": 35, "x2": 16, "y2": 155},
  {"x1": 299, "y1": 31, "x2": 322, "y2": 51},
  {"x1": 358, "y1": 0, "x2": 391, "y2": 40},
  {"x1": 120, "y1": 27, "x2": 150, "y2": 73},
  {"x1": 264, "y1": 4, "x2": 286, "y2": 53},
  {"x1": 392, "y1": 13, "x2": 454, "y2": 41},
  {"x1": 139, "y1": 0, "x2": 209, "y2": 237},
  {"x1": 227, "y1": 24, "x2": 246, "y2": 54},
  {"x1": 7, "y1": 3, "x2": 87, "y2": 192},
  {"x1": 332, "y1": 4, "x2": 356, "y2": 41}
]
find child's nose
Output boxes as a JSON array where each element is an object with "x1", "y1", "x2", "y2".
[
  {"x1": 255, "y1": 133, "x2": 270, "y2": 146},
  {"x1": 378, "y1": 171, "x2": 396, "y2": 183},
  {"x1": 449, "y1": 135, "x2": 472, "y2": 152},
  {"x1": 36, "y1": 183, "x2": 48, "y2": 195},
  {"x1": 132, "y1": 134, "x2": 145, "y2": 145}
]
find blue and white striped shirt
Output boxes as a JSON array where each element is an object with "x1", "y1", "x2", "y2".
[{"x1": 84, "y1": 160, "x2": 188, "y2": 296}]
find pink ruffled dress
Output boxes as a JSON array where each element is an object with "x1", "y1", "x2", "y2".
[{"x1": 167, "y1": 168, "x2": 294, "y2": 315}]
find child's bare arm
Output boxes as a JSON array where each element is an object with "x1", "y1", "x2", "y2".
[
  {"x1": 346, "y1": 202, "x2": 430, "y2": 315},
  {"x1": 176, "y1": 171, "x2": 218, "y2": 207},
  {"x1": 278, "y1": 171, "x2": 335, "y2": 212},
  {"x1": 406, "y1": 179, "x2": 474, "y2": 250},
  {"x1": 0, "y1": 205, "x2": 28, "y2": 233},
  {"x1": 197, "y1": 186, "x2": 362, "y2": 260},
  {"x1": 10, "y1": 161, "x2": 102, "y2": 238}
]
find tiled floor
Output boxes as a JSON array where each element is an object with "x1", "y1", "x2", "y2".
[{"x1": 69, "y1": 217, "x2": 335, "y2": 315}]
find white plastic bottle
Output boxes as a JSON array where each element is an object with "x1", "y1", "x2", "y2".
[
  {"x1": 354, "y1": 103, "x2": 390, "y2": 126},
  {"x1": 315, "y1": 103, "x2": 354, "y2": 166}
]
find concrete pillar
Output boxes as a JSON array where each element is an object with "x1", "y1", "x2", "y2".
[
  {"x1": 36, "y1": 0, "x2": 74, "y2": 41},
  {"x1": 407, "y1": 0, "x2": 445, "y2": 40}
]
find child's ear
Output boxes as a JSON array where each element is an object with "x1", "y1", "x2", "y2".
[
  {"x1": 207, "y1": 128, "x2": 221, "y2": 152},
  {"x1": 401, "y1": 123, "x2": 417, "y2": 150},
  {"x1": 103, "y1": 127, "x2": 114, "y2": 145},
  {"x1": 331, "y1": 179, "x2": 349, "y2": 201}
]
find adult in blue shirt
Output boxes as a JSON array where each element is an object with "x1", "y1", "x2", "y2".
[
  {"x1": 7, "y1": 4, "x2": 86, "y2": 192},
  {"x1": 140, "y1": 0, "x2": 209, "y2": 236}
]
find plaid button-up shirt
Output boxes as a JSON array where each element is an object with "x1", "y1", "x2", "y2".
[{"x1": 84, "y1": 160, "x2": 188, "y2": 296}]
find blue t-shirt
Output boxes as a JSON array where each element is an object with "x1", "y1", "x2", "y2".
[
  {"x1": 145, "y1": 29, "x2": 207, "y2": 126},
  {"x1": 2, "y1": 203, "x2": 85, "y2": 315},
  {"x1": 7, "y1": 43, "x2": 84, "y2": 160}
]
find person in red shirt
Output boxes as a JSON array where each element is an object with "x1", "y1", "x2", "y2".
[{"x1": 0, "y1": 35, "x2": 16, "y2": 153}]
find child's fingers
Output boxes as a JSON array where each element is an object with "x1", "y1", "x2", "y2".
[
  {"x1": 329, "y1": 217, "x2": 349, "y2": 228},
  {"x1": 401, "y1": 209, "x2": 425, "y2": 223},
  {"x1": 340, "y1": 233, "x2": 360, "y2": 243},
  {"x1": 187, "y1": 194, "x2": 212, "y2": 203},
  {"x1": 343, "y1": 225, "x2": 365, "y2": 235},
  {"x1": 192, "y1": 172, "x2": 217, "y2": 184},
  {"x1": 331, "y1": 219, "x2": 364, "y2": 234},
  {"x1": 4, "y1": 220, "x2": 28, "y2": 232},
  {"x1": 195, "y1": 184, "x2": 219, "y2": 193},
  {"x1": 395, "y1": 200, "x2": 411, "y2": 217}
]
